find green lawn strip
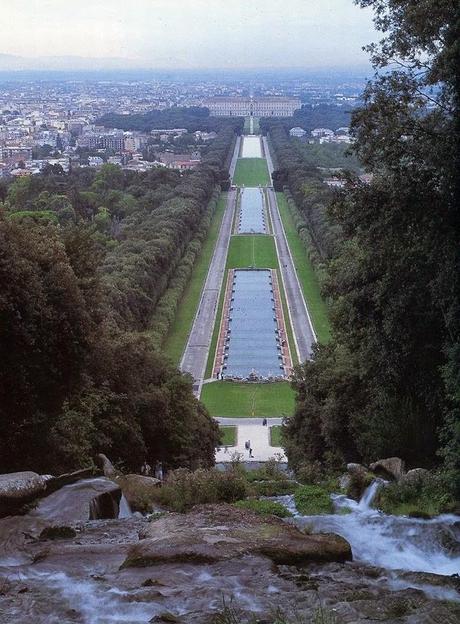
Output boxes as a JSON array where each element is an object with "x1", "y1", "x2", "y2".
[
  {"x1": 277, "y1": 268, "x2": 298, "y2": 366},
  {"x1": 270, "y1": 425, "x2": 283, "y2": 447},
  {"x1": 233, "y1": 158, "x2": 271, "y2": 187},
  {"x1": 204, "y1": 269, "x2": 227, "y2": 379},
  {"x1": 219, "y1": 425, "x2": 237, "y2": 447},
  {"x1": 200, "y1": 381, "x2": 295, "y2": 417},
  {"x1": 276, "y1": 192, "x2": 331, "y2": 342},
  {"x1": 243, "y1": 117, "x2": 251, "y2": 134},
  {"x1": 163, "y1": 194, "x2": 227, "y2": 364},
  {"x1": 253, "y1": 118, "x2": 260, "y2": 133},
  {"x1": 226, "y1": 235, "x2": 278, "y2": 269}
]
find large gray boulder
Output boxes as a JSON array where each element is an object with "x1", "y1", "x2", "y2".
[
  {"x1": 370, "y1": 457, "x2": 405, "y2": 481},
  {"x1": 0, "y1": 471, "x2": 47, "y2": 517},
  {"x1": 29, "y1": 477, "x2": 122, "y2": 524}
]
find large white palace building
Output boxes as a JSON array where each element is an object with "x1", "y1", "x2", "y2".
[{"x1": 203, "y1": 96, "x2": 301, "y2": 117}]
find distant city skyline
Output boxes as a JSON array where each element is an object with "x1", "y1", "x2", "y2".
[{"x1": 3, "y1": 0, "x2": 378, "y2": 70}]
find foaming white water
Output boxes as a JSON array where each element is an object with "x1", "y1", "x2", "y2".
[
  {"x1": 24, "y1": 571, "x2": 156, "y2": 623},
  {"x1": 275, "y1": 485, "x2": 460, "y2": 577}
]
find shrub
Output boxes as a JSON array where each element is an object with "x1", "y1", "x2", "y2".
[
  {"x1": 294, "y1": 485, "x2": 333, "y2": 515},
  {"x1": 158, "y1": 467, "x2": 250, "y2": 512},
  {"x1": 377, "y1": 472, "x2": 455, "y2": 516},
  {"x1": 234, "y1": 499, "x2": 293, "y2": 518}
]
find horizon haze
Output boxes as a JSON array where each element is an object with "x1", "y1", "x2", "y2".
[{"x1": 2, "y1": 0, "x2": 378, "y2": 71}]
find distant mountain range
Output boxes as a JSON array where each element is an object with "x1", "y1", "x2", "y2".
[{"x1": 0, "y1": 53, "x2": 146, "y2": 71}]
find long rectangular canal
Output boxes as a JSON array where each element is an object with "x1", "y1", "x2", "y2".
[
  {"x1": 219, "y1": 269, "x2": 285, "y2": 379},
  {"x1": 237, "y1": 187, "x2": 266, "y2": 234},
  {"x1": 241, "y1": 135, "x2": 262, "y2": 158}
]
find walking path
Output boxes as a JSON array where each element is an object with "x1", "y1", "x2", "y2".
[
  {"x1": 229, "y1": 136, "x2": 241, "y2": 180},
  {"x1": 180, "y1": 189, "x2": 236, "y2": 395},
  {"x1": 267, "y1": 187, "x2": 316, "y2": 362},
  {"x1": 215, "y1": 419, "x2": 286, "y2": 462}
]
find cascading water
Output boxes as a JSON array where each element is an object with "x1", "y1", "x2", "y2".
[
  {"x1": 274, "y1": 481, "x2": 460, "y2": 578},
  {"x1": 118, "y1": 494, "x2": 132, "y2": 519}
]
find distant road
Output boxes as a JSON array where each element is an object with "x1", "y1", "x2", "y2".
[
  {"x1": 267, "y1": 189, "x2": 316, "y2": 362},
  {"x1": 229, "y1": 136, "x2": 241, "y2": 180},
  {"x1": 180, "y1": 188, "x2": 236, "y2": 396}
]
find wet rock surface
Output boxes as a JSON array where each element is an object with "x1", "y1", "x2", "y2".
[
  {"x1": 124, "y1": 504, "x2": 351, "y2": 567},
  {"x1": 29, "y1": 477, "x2": 122, "y2": 523},
  {"x1": 0, "y1": 471, "x2": 47, "y2": 517},
  {"x1": 0, "y1": 499, "x2": 459, "y2": 623}
]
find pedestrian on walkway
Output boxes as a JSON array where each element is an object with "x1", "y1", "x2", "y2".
[
  {"x1": 249, "y1": 448, "x2": 254, "y2": 458},
  {"x1": 262, "y1": 418, "x2": 267, "y2": 426}
]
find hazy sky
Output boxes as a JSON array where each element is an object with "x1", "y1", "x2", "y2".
[{"x1": 3, "y1": 0, "x2": 378, "y2": 68}]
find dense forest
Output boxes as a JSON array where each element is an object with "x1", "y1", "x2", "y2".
[
  {"x1": 98, "y1": 106, "x2": 244, "y2": 134},
  {"x1": 264, "y1": 104, "x2": 353, "y2": 133},
  {"x1": 281, "y1": 0, "x2": 459, "y2": 497},
  {"x1": 0, "y1": 125, "x2": 238, "y2": 475},
  {"x1": 264, "y1": 120, "x2": 339, "y2": 265}
]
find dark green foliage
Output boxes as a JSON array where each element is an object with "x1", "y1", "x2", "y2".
[
  {"x1": 98, "y1": 106, "x2": 244, "y2": 135},
  {"x1": 266, "y1": 124, "x2": 339, "y2": 262},
  {"x1": 0, "y1": 127, "x2": 239, "y2": 475},
  {"x1": 234, "y1": 499, "x2": 293, "y2": 518},
  {"x1": 377, "y1": 473, "x2": 456, "y2": 517},
  {"x1": 259, "y1": 103, "x2": 352, "y2": 135},
  {"x1": 283, "y1": 0, "x2": 460, "y2": 499},
  {"x1": 294, "y1": 485, "x2": 333, "y2": 515}
]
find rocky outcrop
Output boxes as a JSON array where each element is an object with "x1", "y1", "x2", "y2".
[
  {"x1": 114, "y1": 474, "x2": 160, "y2": 512},
  {"x1": 346, "y1": 463, "x2": 374, "y2": 500},
  {"x1": 399, "y1": 468, "x2": 430, "y2": 487},
  {"x1": 370, "y1": 457, "x2": 405, "y2": 481},
  {"x1": 122, "y1": 503, "x2": 352, "y2": 568},
  {"x1": 97, "y1": 453, "x2": 118, "y2": 478},
  {"x1": 0, "y1": 471, "x2": 47, "y2": 517},
  {"x1": 29, "y1": 477, "x2": 122, "y2": 524}
]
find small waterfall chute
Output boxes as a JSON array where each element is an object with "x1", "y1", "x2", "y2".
[{"x1": 118, "y1": 494, "x2": 132, "y2": 519}]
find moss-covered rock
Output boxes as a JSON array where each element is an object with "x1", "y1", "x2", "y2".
[{"x1": 121, "y1": 503, "x2": 351, "y2": 568}]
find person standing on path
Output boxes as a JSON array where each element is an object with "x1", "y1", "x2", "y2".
[{"x1": 249, "y1": 448, "x2": 254, "y2": 458}]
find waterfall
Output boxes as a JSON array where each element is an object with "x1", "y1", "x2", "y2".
[
  {"x1": 118, "y1": 495, "x2": 132, "y2": 519},
  {"x1": 357, "y1": 478, "x2": 386, "y2": 510}
]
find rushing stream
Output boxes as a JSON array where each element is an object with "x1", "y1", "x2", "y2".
[{"x1": 275, "y1": 481, "x2": 460, "y2": 577}]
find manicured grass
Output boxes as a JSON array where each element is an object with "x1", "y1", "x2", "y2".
[
  {"x1": 200, "y1": 381, "x2": 295, "y2": 417},
  {"x1": 219, "y1": 426, "x2": 237, "y2": 447},
  {"x1": 233, "y1": 158, "x2": 271, "y2": 187},
  {"x1": 270, "y1": 425, "x2": 283, "y2": 447},
  {"x1": 204, "y1": 267, "x2": 227, "y2": 379},
  {"x1": 243, "y1": 117, "x2": 251, "y2": 134},
  {"x1": 276, "y1": 192, "x2": 331, "y2": 343},
  {"x1": 277, "y1": 269, "x2": 298, "y2": 365},
  {"x1": 163, "y1": 195, "x2": 227, "y2": 364},
  {"x1": 226, "y1": 235, "x2": 278, "y2": 269}
]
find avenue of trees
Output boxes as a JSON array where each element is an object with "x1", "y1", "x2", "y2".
[
  {"x1": 98, "y1": 106, "x2": 244, "y2": 134},
  {"x1": 281, "y1": 0, "x2": 459, "y2": 497},
  {"x1": 0, "y1": 125, "x2": 238, "y2": 474}
]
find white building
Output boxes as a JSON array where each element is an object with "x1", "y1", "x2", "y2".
[
  {"x1": 204, "y1": 96, "x2": 301, "y2": 117},
  {"x1": 289, "y1": 127, "x2": 307, "y2": 138},
  {"x1": 311, "y1": 128, "x2": 334, "y2": 139}
]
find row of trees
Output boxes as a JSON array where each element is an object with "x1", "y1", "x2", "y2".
[
  {"x1": 283, "y1": 0, "x2": 459, "y2": 496},
  {"x1": 98, "y1": 106, "x2": 244, "y2": 135},
  {"x1": 266, "y1": 121, "x2": 339, "y2": 262},
  {"x1": 0, "y1": 124, "x2": 238, "y2": 475}
]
